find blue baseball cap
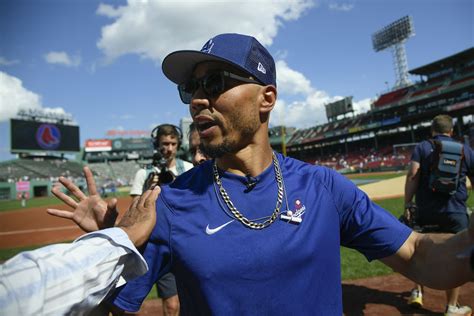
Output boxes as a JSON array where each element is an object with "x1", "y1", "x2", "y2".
[{"x1": 162, "y1": 33, "x2": 276, "y2": 87}]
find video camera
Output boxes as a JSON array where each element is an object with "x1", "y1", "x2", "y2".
[{"x1": 144, "y1": 152, "x2": 176, "y2": 188}]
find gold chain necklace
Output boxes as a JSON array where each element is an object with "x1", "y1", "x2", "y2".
[{"x1": 212, "y1": 152, "x2": 284, "y2": 229}]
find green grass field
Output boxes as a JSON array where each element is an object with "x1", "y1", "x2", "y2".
[
  {"x1": 341, "y1": 196, "x2": 404, "y2": 280},
  {"x1": 0, "y1": 196, "x2": 62, "y2": 212},
  {"x1": 345, "y1": 171, "x2": 407, "y2": 181}
]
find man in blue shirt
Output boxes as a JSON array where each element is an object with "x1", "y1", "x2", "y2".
[
  {"x1": 102, "y1": 33, "x2": 474, "y2": 315},
  {"x1": 404, "y1": 114, "x2": 474, "y2": 315}
]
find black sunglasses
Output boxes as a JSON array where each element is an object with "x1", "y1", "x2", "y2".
[{"x1": 178, "y1": 71, "x2": 262, "y2": 104}]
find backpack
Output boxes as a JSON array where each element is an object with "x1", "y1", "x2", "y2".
[{"x1": 428, "y1": 139, "x2": 464, "y2": 195}]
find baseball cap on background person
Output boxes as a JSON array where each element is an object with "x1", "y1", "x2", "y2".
[{"x1": 162, "y1": 33, "x2": 277, "y2": 99}]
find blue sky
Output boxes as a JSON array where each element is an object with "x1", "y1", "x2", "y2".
[{"x1": 0, "y1": 0, "x2": 472, "y2": 161}]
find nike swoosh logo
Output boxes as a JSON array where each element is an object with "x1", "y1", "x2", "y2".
[{"x1": 205, "y1": 220, "x2": 234, "y2": 235}]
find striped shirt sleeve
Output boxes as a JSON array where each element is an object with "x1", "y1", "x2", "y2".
[{"x1": 0, "y1": 227, "x2": 147, "y2": 315}]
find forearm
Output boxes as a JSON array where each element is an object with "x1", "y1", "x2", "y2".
[
  {"x1": 119, "y1": 187, "x2": 158, "y2": 247},
  {"x1": 404, "y1": 173, "x2": 418, "y2": 205},
  {"x1": 0, "y1": 228, "x2": 147, "y2": 315},
  {"x1": 394, "y1": 230, "x2": 474, "y2": 289}
]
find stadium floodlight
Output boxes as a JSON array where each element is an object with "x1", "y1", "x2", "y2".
[{"x1": 372, "y1": 15, "x2": 415, "y2": 89}]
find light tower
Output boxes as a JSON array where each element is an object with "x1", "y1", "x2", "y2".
[{"x1": 372, "y1": 16, "x2": 415, "y2": 89}]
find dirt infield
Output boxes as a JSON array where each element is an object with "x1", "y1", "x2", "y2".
[
  {"x1": 2, "y1": 185, "x2": 473, "y2": 315},
  {"x1": 342, "y1": 274, "x2": 474, "y2": 315},
  {"x1": 0, "y1": 197, "x2": 133, "y2": 249},
  {"x1": 134, "y1": 274, "x2": 474, "y2": 315}
]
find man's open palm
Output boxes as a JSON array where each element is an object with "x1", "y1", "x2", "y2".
[{"x1": 47, "y1": 166, "x2": 118, "y2": 232}]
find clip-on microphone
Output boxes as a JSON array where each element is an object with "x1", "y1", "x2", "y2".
[{"x1": 245, "y1": 175, "x2": 258, "y2": 192}]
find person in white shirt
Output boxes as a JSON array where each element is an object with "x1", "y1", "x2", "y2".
[
  {"x1": 0, "y1": 166, "x2": 160, "y2": 316},
  {"x1": 130, "y1": 124, "x2": 193, "y2": 195}
]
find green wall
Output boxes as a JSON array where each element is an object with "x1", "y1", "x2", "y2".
[{"x1": 0, "y1": 180, "x2": 52, "y2": 200}]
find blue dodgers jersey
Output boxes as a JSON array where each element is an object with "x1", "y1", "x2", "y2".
[{"x1": 110, "y1": 153, "x2": 411, "y2": 314}]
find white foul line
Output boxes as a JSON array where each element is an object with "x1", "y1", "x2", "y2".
[{"x1": 0, "y1": 225, "x2": 79, "y2": 236}]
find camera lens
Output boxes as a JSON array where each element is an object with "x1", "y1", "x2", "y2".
[{"x1": 160, "y1": 171, "x2": 175, "y2": 184}]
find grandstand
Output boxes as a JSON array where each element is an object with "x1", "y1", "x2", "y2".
[
  {"x1": 1, "y1": 45, "x2": 472, "y2": 201},
  {"x1": 269, "y1": 126, "x2": 296, "y2": 154},
  {"x1": 82, "y1": 137, "x2": 152, "y2": 187},
  {"x1": 286, "y1": 47, "x2": 474, "y2": 172}
]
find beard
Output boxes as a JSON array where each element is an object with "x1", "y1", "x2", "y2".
[
  {"x1": 199, "y1": 113, "x2": 259, "y2": 158},
  {"x1": 199, "y1": 140, "x2": 233, "y2": 158}
]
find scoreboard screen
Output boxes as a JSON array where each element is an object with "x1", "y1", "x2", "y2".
[{"x1": 10, "y1": 119, "x2": 80, "y2": 153}]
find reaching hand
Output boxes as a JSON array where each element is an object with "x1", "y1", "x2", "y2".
[
  {"x1": 118, "y1": 185, "x2": 161, "y2": 247},
  {"x1": 403, "y1": 208, "x2": 411, "y2": 222},
  {"x1": 47, "y1": 166, "x2": 118, "y2": 232}
]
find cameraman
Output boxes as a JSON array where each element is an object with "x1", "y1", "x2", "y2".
[
  {"x1": 130, "y1": 123, "x2": 192, "y2": 316},
  {"x1": 403, "y1": 114, "x2": 474, "y2": 315},
  {"x1": 131, "y1": 124, "x2": 193, "y2": 195}
]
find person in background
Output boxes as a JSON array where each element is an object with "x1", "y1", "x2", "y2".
[
  {"x1": 20, "y1": 191, "x2": 27, "y2": 207},
  {"x1": 188, "y1": 121, "x2": 209, "y2": 166},
  {"x1": 131, "y1": 123, "x2": 193, "y2": 194},
  {"x1": 0, "y1": 166, "x2": 160, "y2": 315},
  {"x1": 404, "y1": 114, "x2": 474, "y2": 316}
]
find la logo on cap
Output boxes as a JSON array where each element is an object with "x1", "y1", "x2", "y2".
[{"x1": 201, "y1": 39, "x2": 214, "y2": 54}]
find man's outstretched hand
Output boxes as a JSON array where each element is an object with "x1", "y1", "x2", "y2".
[
  {"x1": 47, "y1": 166, "x2": 118, "y2": 232},
  {"x1": 48, "y1": 166, "x2": 161, "y2": 247},
  {"x1": 118, "y1": 185, "x2": 161, "y2": 247}
]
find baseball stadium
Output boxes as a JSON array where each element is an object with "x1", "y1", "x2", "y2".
[{"x1": 1, "y1": 24, "x2": 474, "y2": 316}]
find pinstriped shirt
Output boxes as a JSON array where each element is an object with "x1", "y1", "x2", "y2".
[{"x1": 0, "y1": 227, "x2": 147, "y2": 315}]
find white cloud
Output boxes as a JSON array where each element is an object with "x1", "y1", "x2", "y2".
[
  {"x1": 353, "y1": 97, "x2": 373, "y2": 114},
  {"x1": 44, "y1": 51, "x2": 81, "y2": 67},
  {"x1": 0, "y1": 71, "x2": 68, "y2": 122},
  {"x1": 0, "y1": 57, "x2": 20, "y2": 66},
  {"x1": 328, "y1": 3, "x2": 354, "y2": 11},
  {"x1": 0, "y1": 71, "x2": 42, "y2": 121},
  {"x1": 271, "y1": 89, "x2": 341, "y2": 128},
  {"x1": 271, "y1": 61, "x2": 372, "y2": 128},
  {"x1": 276, "y1": 60, "x2": 313, "y2": 95},
  {"x1": 272, "y1": 60, "x2": 334, "y2": 127},
  {"x1": 42, "y1": 107, "x2": 69, "y2": 116},
  {"x1": 96, "y1": 3, "x2": 123, "y2": 18},
  {"x1": 96, "y1": 0, "x2": 314, "y2": 63},
  {"x1": 95, "y1": 0, "x2": 369, "y2": 130}
]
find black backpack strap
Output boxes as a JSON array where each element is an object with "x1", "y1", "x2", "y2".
[
  {"x1": 428, "y1": 139, "x2": 441, "y2": 173},
  {"x1": 456, "y1": 142, "x2": 464, "y2": 180}
]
